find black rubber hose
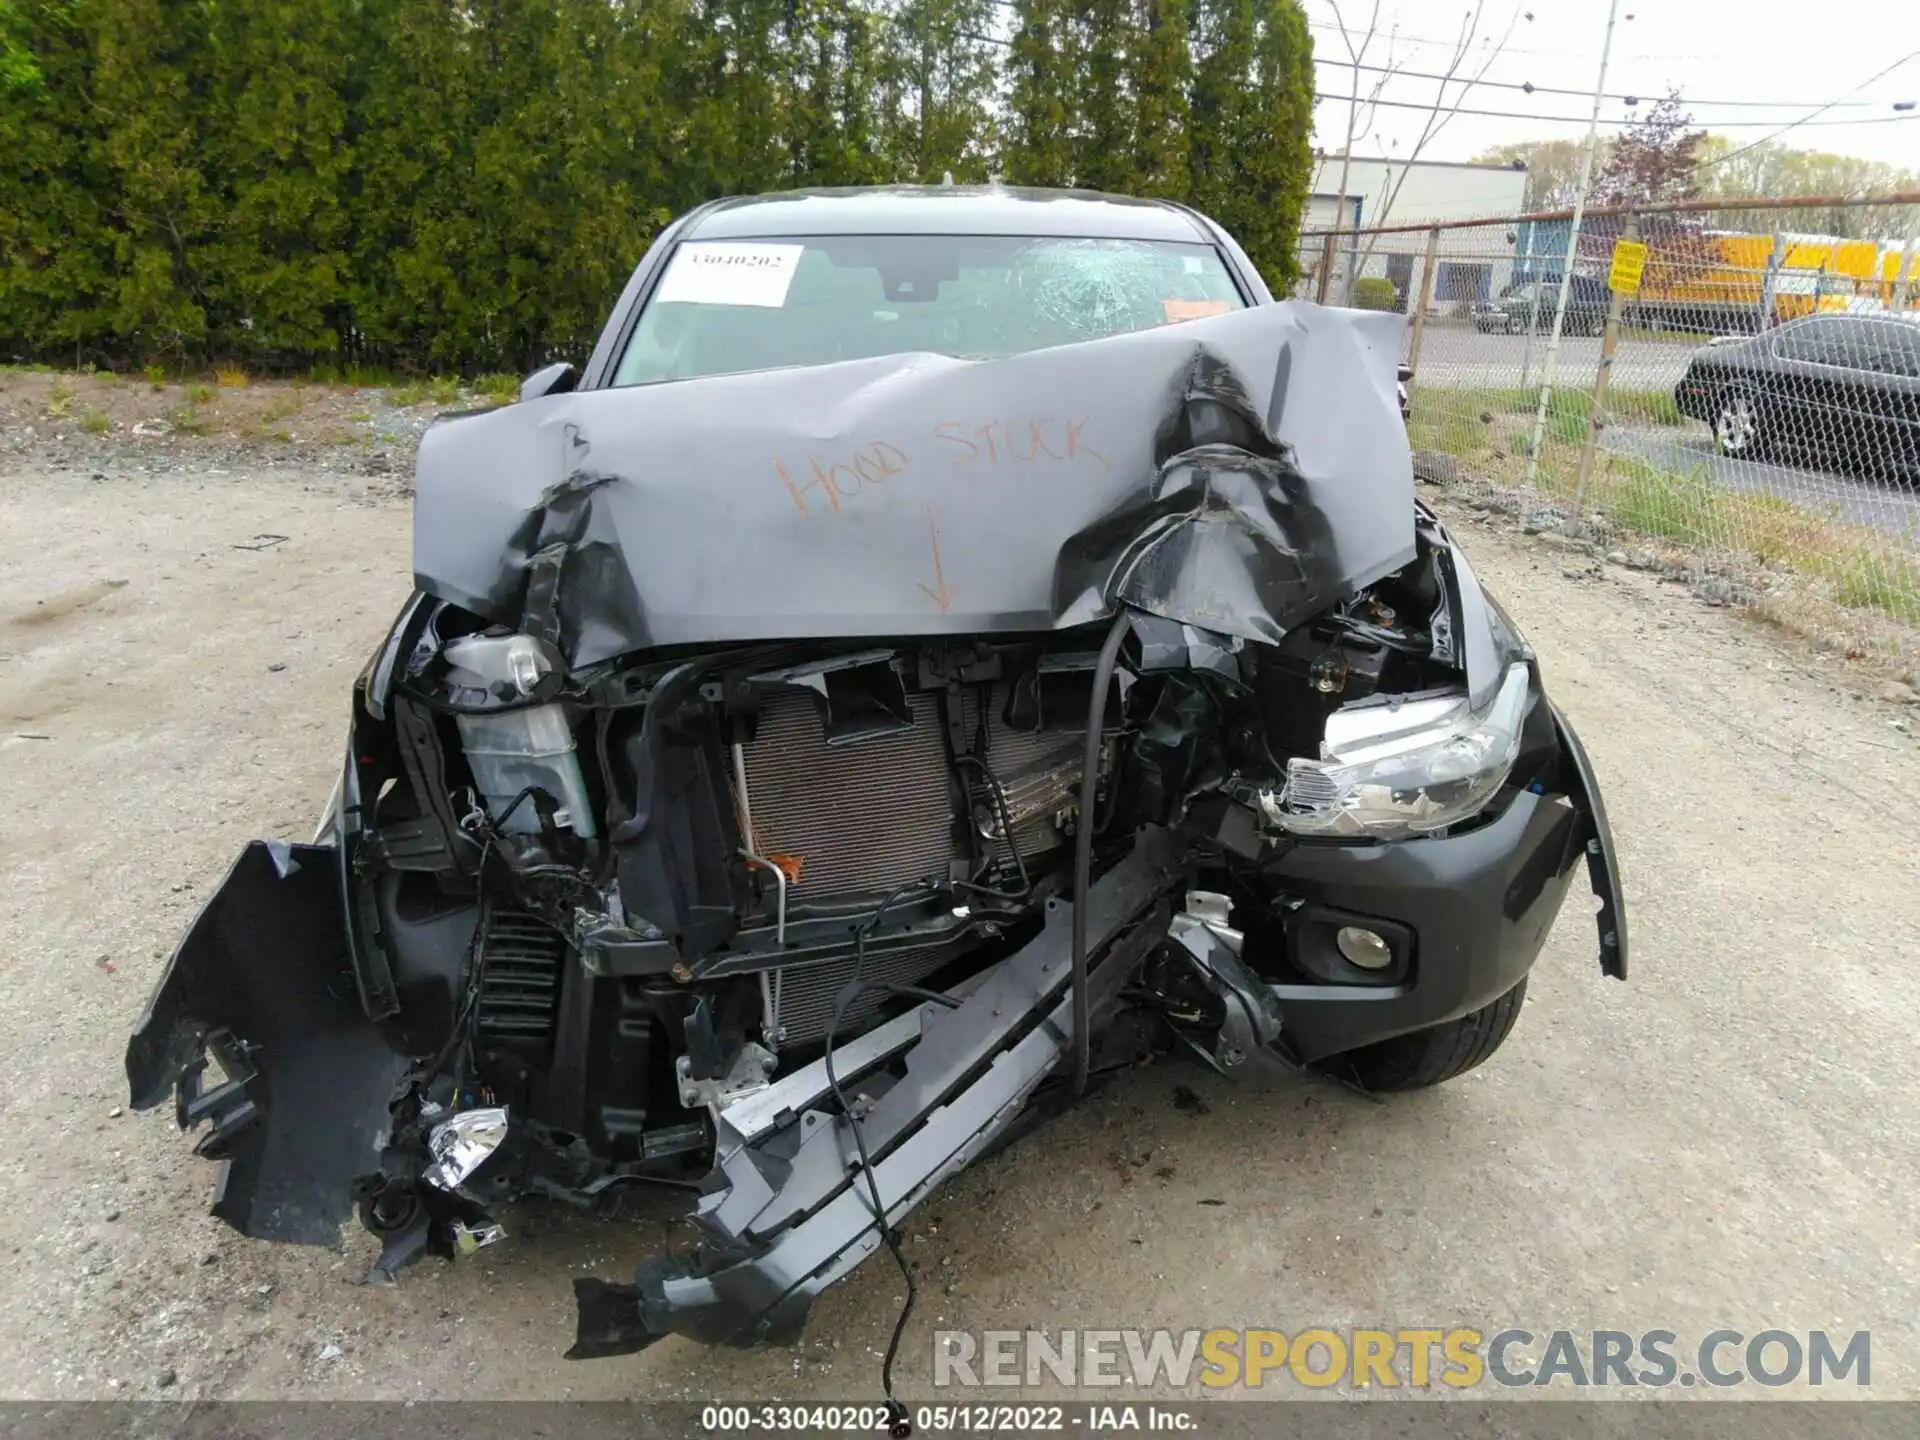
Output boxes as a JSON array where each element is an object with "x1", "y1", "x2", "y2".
[{"x1": 1071, "y1": 608, "x2": 1131, "y2": 1097}]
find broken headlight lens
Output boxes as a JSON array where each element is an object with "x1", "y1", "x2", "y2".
[{"x1": 1263, "y1": 662, "x2": 1531, "y2": 841}]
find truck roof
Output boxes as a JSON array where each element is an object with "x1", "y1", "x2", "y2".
[{"x1": 683, "y1": 185, "x2": 1215, "y2": 243}]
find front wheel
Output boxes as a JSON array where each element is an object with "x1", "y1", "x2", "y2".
[
  {"x1": 1334, "y1": 979, "x2": 1528, "y2": 1092},
  {"x1": 1713, "y1": 388, "x2": 1767, "y2": 459}
]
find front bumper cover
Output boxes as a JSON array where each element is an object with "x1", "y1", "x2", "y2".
[
  {"x1": 127, "y1": 725, "x2": 1624, "y2": 1347},
  {"x1": 125, "y1": 840, "x2": 408, "y2": 1244}
]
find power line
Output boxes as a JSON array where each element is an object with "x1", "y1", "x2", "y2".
[
  {"x1": 1302, "y1": 15, "x2": 1715, "y2": 63},
  {"x1": 1314, "y1": 92, "x2": 1920, "y2": 130},
  {"x1": 1312, "y1": 56, "x2": 1894, "y2": 111},
  {"x1": 1685, "y1": 49, "x2": 1920, "y2": 174}
]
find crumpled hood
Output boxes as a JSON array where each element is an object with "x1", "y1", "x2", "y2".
[{"x1": 412, "y1": 301, "x2": 1415, "y2": 667}]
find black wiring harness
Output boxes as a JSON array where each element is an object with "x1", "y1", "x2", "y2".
[
  {"x1": 822, "y1": 628, "x2": 1128, "y2": 1429},
  {"x1": 821, "y1": 880, "x2": 951, "y2": 1438}
]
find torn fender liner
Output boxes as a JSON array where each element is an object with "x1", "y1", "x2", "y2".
[
  {"x1": 413, "y1": 303, "x2": 1415, "y2": 665},
  {"x1": 126, "y1": 841, "x2": 408, "y2": 1245},
  {"x1": 1551, "y1": 703, "x2": 1630, "y2": 980},
  {"x1": 569, "y1": 829, "x2": 1183, "y2": 1355}
]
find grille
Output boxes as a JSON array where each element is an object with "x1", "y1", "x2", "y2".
[
  {"x1": 475, "y1": 907, "x2": 567, "y2": 1041},
  {"x1": 773, "y1": 940, "x2": 963, "y2": 1045},
  {"x1": 741, "y1": 692, "x2": 955, "y2": 897}
]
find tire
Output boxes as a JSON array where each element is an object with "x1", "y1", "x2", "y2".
[
  {"x1": 1713, "y1": 387, "x2": 1767, "y2": 460},
  {"x1": 1335, "y1": 979, "x2": 1528, "y2": 1093}
]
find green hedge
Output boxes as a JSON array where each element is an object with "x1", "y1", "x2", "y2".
[
  {"x1": 0, "y1": 0, "x2": 1316, "y2": 374},
  {"x1": 1351, "y1": 276, "x2": 1399, "y2": 311}
]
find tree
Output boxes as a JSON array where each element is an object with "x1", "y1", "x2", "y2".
[
  {"x1": 1473, "y1": 138, "x2": 1605, "y2": 211},
  {"x1": 783, "y1": 0, "x2": 891, "y2": 187},
  {"x1": 1072, "y1": 0, "x2": 1132, "y2": 191},
  {"x1": 342, "y1": 0, "x2": 485, "y2": 367},
  {"x1": 0, "y1": 0, "x2": 120, "y2": 358},
  {"x1": 1589, "y1": 91, "x2": 1704, "y2": 207},
  {"x1": 89, "y1": 0, "x2": 227, "y2": 354},
  {"x1": 200, "y1": 0, "x2": 353, "y2": 357},
  {"x1": 1128, "y1": 0, "x2": 1191, "y2": 199},
  {"x1": 1004, "y1": 0, "x2": 1078, "y2": 185},
  {"x1": 1216, "y1": 0, "x2": 1313, "y2": 290},
  {"x1": 0, "y1": 0, "x2": 39, "y2": 90},
  {"x1": 0, "y1": 0, "x2": 1323, "y2": 370},
  {"x1": 1187, "y1": 0, "x2": 1260, "y2": 235},
  {"x1": 1693, "y1": 139, "x2": 1918, "y2": 239},
  {"x1": 881, "y1": 0, "x2": 1000, "y2": 183}
]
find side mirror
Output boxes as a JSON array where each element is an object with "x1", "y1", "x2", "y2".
[{"x1": 519, "y1": 362, "x2": 577, "y2": 404}]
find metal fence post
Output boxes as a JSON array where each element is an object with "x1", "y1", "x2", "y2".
[
  {"x1": 1894, "y1": 224, "x2": 1917, "y2": 310},
  {"x1": 1315, "y1": 234, "x2": 1337, "y2": 304},
  {"x1": 1526, "y1": 0, "x2": 1621, "y2": 492},
  {"x1": 1758, "y1": 231, "x2": 1786, "y2": 332},
  {"x1": 1573, "y1": 212, "x2": 1639, "y2": 517},
  {"x1": 1520, "y1": 267, "x2": 1546, "y2": 388},
  {"x1": 1404, "y1": 227, "x2": 1441, "y2": 388}
]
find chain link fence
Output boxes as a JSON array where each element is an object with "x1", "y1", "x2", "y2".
[{"x1": 1299, "y1": 196, "x2": 1920, "y2": 671}]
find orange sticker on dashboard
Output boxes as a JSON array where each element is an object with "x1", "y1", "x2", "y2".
[{"x1": 1163, "y1": 299, "x2": 1233, "y2": 323}]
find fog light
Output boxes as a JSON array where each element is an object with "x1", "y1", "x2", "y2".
[{"x1": 1335, "y1": 926, "x2": 1393, "y2": 970}]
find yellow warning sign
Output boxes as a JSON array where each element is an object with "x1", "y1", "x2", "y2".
[{"x1": 1608, "y1": 240, "x2": 1648, "y2": 295}]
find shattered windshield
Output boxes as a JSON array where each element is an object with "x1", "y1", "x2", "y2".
[{"x1": 613, "y1": 234, "x2": 1247, "y2": 385}]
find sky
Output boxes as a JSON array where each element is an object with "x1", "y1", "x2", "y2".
[{"x1": 1303, "y1": 0, "x2": 1920, "y2": 172}]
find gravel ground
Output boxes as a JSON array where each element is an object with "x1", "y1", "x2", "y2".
[{"x1": 2, "y1": 431, "x2": 1918, "y2": 1403}]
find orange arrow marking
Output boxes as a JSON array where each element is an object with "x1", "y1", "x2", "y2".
[{"x1": 917, "y1": 501, "x2": 955, "y2": 612}]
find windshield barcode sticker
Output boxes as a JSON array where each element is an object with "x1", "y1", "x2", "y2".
[{"x1": 655, "y1": 242, "x2": 804, "y2": 308}]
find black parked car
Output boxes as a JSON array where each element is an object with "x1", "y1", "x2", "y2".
[
  {"x1": 1473, "y1": 275, "x2": 1609, "y2": 337},
  {"x1": 129, "y1": 187, "x2": 1626, "y2": 1364},
  {"x1": 1674, "y1": 312, "x2": 1920, "y2": 476}
]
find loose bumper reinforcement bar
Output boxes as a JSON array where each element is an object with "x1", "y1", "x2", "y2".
[{"x1": 568, "y1": 829, "x2": 1183, "y2": 1354}]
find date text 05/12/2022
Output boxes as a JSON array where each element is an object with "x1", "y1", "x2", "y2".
[{"x1": 698, "y1": 1404, "x2": 1197, "y2": 1433}]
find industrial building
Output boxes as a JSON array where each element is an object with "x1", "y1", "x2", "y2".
[{"x1": 1298, "y1": 155, "x2": 1530, "y2": 307}]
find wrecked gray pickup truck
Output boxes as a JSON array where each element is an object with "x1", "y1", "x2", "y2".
[{"x1": 128, "y1": 188, "x2": 1626, "y2": 1375}]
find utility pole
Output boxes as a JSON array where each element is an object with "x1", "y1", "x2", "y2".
[{"x1": 1525, "y1": 0, "x2": 1622, "y2": 491}]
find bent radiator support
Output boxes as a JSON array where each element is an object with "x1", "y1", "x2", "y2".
[{"x1": 568, "y1": 829, "x2": 1182, "y2": 1354}]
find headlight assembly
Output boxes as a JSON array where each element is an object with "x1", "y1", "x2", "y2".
[{"x1": 1261, "y1": 662, "x2": 1531, "y2": 841}]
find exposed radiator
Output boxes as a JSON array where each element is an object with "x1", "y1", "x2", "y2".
[
  {"x1": 741, "y1": 686, "x2": 1089, "y2": 899},
  {"x1": 772, "y1": 939, "x2": 964, "y2": 1045},
  {"x1": 742, "y1": 692, "x2": 955, "y2": 897}
]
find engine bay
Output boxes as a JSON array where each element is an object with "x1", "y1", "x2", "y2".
[{"x1": 332, "y1": 520, "x2": 1508, "y2": 1276}]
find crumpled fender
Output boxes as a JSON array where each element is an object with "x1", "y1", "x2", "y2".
[{"x1": 126, "y1": 841, "x2": 407, "y2": 1245}]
